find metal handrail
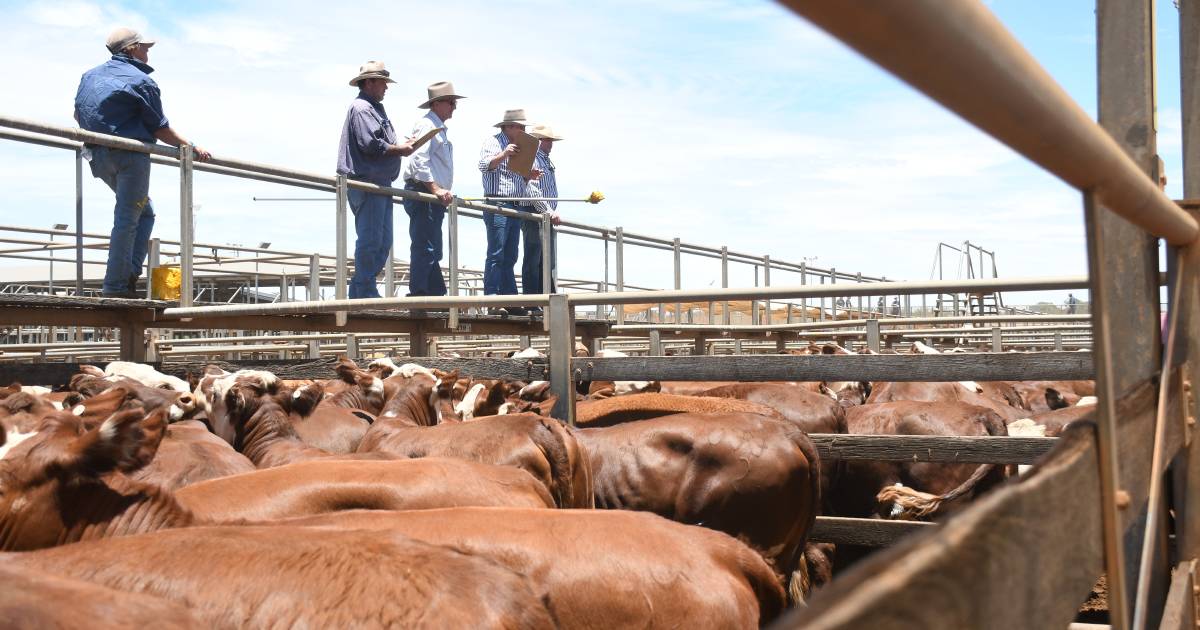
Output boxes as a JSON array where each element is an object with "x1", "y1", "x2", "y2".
[{"x1": 0, "y1": 115, "x2": 893, "y2": 308}]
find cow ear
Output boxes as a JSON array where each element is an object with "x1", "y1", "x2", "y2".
[
  {"x1": 68, "y1": 407, "x2": 166, "y2": 476},
  {"x1": 335, "y1": 358, "x2": 359, "y2": 384}
]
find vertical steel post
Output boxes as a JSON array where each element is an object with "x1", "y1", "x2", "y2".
[
  {"x1": 278, "y1": 274, "x2": 288, "y2": 303},
  {"x1": 335, "y1": 175, "x2": 348, "y2": 326},
  {"x1": 308, "y1": 254, "x2": 321, "y2": 300},
  {"x1": 693, "y1": 336, "x2": 706, "y2": 356},
  {"x1": 858, "y1": 272, "x2": 866, "y2": 316},
  {"x1": 449, "y1": 198, "x2": 460, "y2": 327},
  {"x1": 800, "y1": 262, "x2": 808, "y2": 323},
  {"x1": 75, "y1": 149, "x2": 83, "y2": 296},
  {"x1": 384, "y1": 247, "x2": 394, "y2": 297},
  {"x1": 547, "y1": 293, "x2": 576, "y2": 425},
  {"x1": 867, "y1": 319, "x2": 881, "y2": 353},
  {"x1": 764, "y1": 255, "x2": 772, "y2": 325},
  {"x1": 178, "y1": 144, "x2": 194, "y2": 307},
  {"x1": 991, "y1": 326, "x2": 1003, "y2": 353},
  {"x1": 673, "y1": 237, "x2": 681, "y2": 324},
  {"x1": 751, "y1": 265, "x2": 760, "y2": 325},
  {"x1": 541, "y1": 212, "x2": 553, "y2": 298},
  {"x1": 1094, "y1": 1, "x2": 1163, "y2": 627},
  {"x1": 1055, "y1": 330, "x2": 1064, "y2": 351},
  {"x1": 1176, "y1": 0, "x2": 1200, "y2": 567},
  {"x1": 721, "y1": 246, "x2": 730, "y2": 325},
  {"x1": 648, "y1": 330, "x2": 663, "y2": 357},
  {"x1": 146, "y1": 238, "x2": 159, "y2": 300},
  {"x1": 345, "y1": 334, "x2": 358, "y2": 359},
  {"x1": 615, "y1": 227, "x2": 625, "y2": 324}
]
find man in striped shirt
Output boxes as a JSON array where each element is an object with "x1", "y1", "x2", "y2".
[
  {"x1": 523, "y1": 124, "x2": 564, "y2": 305},
  {"x1": 478, "y1": 109, "x2": 541, "y2": 313}
]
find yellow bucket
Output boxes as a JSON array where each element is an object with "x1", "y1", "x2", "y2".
[{"x1": 151, "y1": 265, "x2": 182, "y2": 300}]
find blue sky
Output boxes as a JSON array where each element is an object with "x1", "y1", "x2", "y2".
[{"x1": 0, "y1": 0, "x2": 1185, "y2": 307}]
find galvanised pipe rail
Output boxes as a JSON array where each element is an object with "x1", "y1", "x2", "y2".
[
  {"x1": 781, "y1": 1, "x2": 1198, "y2": 245},
  {"x1": 161, "y1": 276, "x2": 1088, "y2": 319}
]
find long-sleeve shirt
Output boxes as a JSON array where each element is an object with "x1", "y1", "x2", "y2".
[
  {"x1": 478, "y1": 131, "x2": 530, "y2": 202},
  {"x1": 528, "y1": 150, "x2": 557, "y2": 214},
  {"x1": 336, "y1": 92, "x2": 400, "y2": 186},
  {"x1": 401, "y1": 111, "x2": 453, "y2": 190},
  {"x1": 74, "y1": 54, "x2": 169, "y2": 143}
]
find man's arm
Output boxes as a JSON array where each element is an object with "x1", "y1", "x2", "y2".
[
  {"x1": 408, "y1": 120, "x2": 452, "y2": 205},
  {"x1": 479, "y1": 136, "x2": 513, "y2": 172},
  {"x1": 154, "y1": 127, "x2": 212, "y2": 161}
]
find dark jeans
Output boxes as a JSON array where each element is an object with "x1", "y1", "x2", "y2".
[
  {"x1": 348, "y1": 187, "x2": 393, "y2": 299},
  {"x1": 483, "y1": 201, "x2": 522, "y2": 295},
  {"x1": 402, "y1": 182, "x2": 446, "y2": 296},
  {"x1": 521, "y1": 215, "x2": 556, "y2": 294},
  {"x1": 89, "y1": 146, "x2": 155, "y2": 294}
]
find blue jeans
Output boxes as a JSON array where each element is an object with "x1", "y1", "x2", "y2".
[
  {"x1": 402, "y1": 182, "x2": 446, "y2": 296},
  {"x1": 483, "y1": 201, "x2": 522, "y2": 295},
  {"x1": 89, "y1": 146, "x2": 155, "y2": 294},
  {"x1": 520, "y1": 213, "x2": 556, "y2": 294},
  {"x1": 348, "y1": 187, "x2": 393, "y2": 299}
]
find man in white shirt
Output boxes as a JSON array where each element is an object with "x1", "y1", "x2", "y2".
[{"x1": 401, "y1": 81, "x2": 465, "y2": 297}]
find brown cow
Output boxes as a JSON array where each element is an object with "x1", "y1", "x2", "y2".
[
  {"x1": 1010, "y1": 379, "x2": 1096, "y2": 412},
  {"x1": 576, "y1": 411, "x2": 820, "y2": 603},
  {"x1": 287, "y1": 381, "x2": 373, "y2": 454},
  {"x1": 4, "y1": 525, "x2": 556, "y2": 629},
  {"x1": 699, "y1": 383, "x2": 848, "y2": 512},
  {"x1": 839, "y1": 401, "x2": 1009, "y2": 521},
  {"x1": 868, "y1": 380, "x2": 1026, "y2": 422},
  {"x1": 0, "y1": 408, "x2": 554, "y2": 551},
  {"x1": 0, "y1": 564, "x2": 203, "y2": 629},
  {"x1": 286, "y1": 507, "x2": 786, "y2": 628},
  {"x1": 576, "y1": 392, "x2": 783, "y2": 427},
  {"x1": 130, "y1": 419, "x2": 255, "y2": 491},
  {"x1": 358, "y1": 375, "x2": 593, "y2": 509}
]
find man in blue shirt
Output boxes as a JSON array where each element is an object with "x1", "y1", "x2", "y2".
[
  {"x1": 337, "y1": 61, "x2": 416, "y2": 299},
  {"x1": 74, "y1": 27, "x2": 211, "y2": 299}
]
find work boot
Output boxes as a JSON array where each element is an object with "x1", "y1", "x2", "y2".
[{"x1": 128, "y1": 273, "x2": 139, "y2": 293}]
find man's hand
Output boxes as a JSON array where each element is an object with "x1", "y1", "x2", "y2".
[
  {"x1": 548, "y1": 211, "x2": 562, "y2": 226},
  {"x1": 193, "y1": 145, "x2": 213, "y2": 162},
  {"x1": 430, "y1": 184, "x2": 453, "y2": 206},
  {"x1": 502, "y1": 143, "x2": 520, "y2": 158},
  {"x1": 528, "y1": 168, "x2": 542, "y2": 181},
  {"x1": 388, "y1": 140, "x2": 416, "y2": 157}
]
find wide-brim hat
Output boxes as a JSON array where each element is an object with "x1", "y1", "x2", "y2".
[
  {"x1": 419, "y1": 81, "x2": 467, "y2": 109},
  {"x1": 528, "y1": 124, "x2": 563, "y2": 141},
  {"x1": 349, "y1": 61, "x2": 397, "y2": 87},
  {"x1": 106, "y1": 27, "x2": 155, "y2": 54},
  {"x1": 493, "y1": 109, "x2": 530, "y2": 128}
]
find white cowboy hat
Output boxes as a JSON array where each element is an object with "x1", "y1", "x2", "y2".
[
  {"x1": 493, "y1": 109, "x2": 530, "y2": 128},
  {"x1": 419, "y1": 81, "x2": 467, "y2": 109},
  {"x1": 528, "y1": 124, "x2": 563, "y2": 141},
  {"x1": 349, "y1": 61, "x2": 397, "y2": 87}
]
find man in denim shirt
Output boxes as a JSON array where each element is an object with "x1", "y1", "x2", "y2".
[
  {"x1": 337, "y1": 61, "x2": 415, "y2": 299},
  {"x1": 74, "y1": 27, "x2": 210, "y2": 299}
]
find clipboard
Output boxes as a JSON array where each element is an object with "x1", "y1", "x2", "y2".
[
  {"x1": 410, "y1": 127, "x2": 445, "y2": 151},
  {"x1": 506, "y1": 129, "x2": 540, "y2": 179}
]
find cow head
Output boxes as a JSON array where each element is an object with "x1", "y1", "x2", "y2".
[
  {"x1": 198, "y1": 370, "x2": 281, "y2": 446},
  {"x1": 430, "y1": 370, "x2": 463, "y2": 423},
  {"x1": 0, "y1": 407, "x2": 167, "y2": 550}
]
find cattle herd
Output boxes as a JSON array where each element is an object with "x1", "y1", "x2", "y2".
[{"x1": 0, "y1": 343, "x2": 1095, "y2": 628}]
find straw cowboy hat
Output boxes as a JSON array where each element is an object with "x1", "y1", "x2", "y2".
[
  {"x1": 419, "y1": 81, "x2": 467, "y2": 109},
  {"x1": 348, "y1": 61, "x2": 396, "y2": 87},
  {"x1": 493, "y1": 109, "x2": 531, "y2": 128},
  {"x1": 106, "y1": 27, "x2": 155, "y2": 54},
  {"x1": 528, "y1": 124, "x2": 563, "y2": 141}
]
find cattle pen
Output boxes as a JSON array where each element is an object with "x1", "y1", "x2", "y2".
[{"x1": 0, "y1": 1, "x2": 1198, "y2": 629}]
